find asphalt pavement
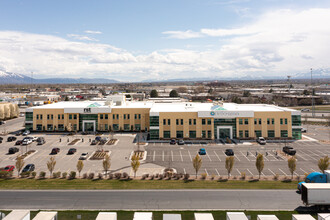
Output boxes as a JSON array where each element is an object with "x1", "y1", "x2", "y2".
[{"x1": 0, "y1": 189, "x2": 302, "y2": 210}]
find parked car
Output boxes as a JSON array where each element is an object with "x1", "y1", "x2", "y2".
[
  {"x1": 170, "y1": 139, "x2": 176, "y2": 145},
  {"x1": 0, "y1": 137, "x2": 3, "y2": 141},
  {"x1": 31, "y1": 137, "x2": 38, "y2": 142},
  {"x1": 8, "y1": 147, "x2": 19, "y2": 154},
  {"x1": 95, "y1": 136, "x2": 102, "y2": 141},
  {"x1": 283, "y1": 146, "x2": 296, "y2": 155},
  {"x1": 15, "y1": 140, "x2": 23, "y2": 145},
  {"x1": 0, "y1": 121, "x2": 5, "y2": 125},
  {"x1": 301, "y1": 127, "x2": 307, "y2": 133},
  {"x1": 225, "y1": 149, "x2": 234, "y2": 156},
  {"x1": 1, "y1": 165, "x2": 15, "y2": 172},
  {"x1": 198, "y1": 148, "x2": 206, "y2": 155},
  {"x1": 7, "y1": 136, "x2": 17, "y2": 142},
  {"x1": 256, "y1": 137, "x2": 266, "y2": 145},
  {"x1": 91, "y1": 140, "x2": 98, "y2": 145},
  {"x1": 15, "y1": 130, "x2": 23, "y2": 136},
  {"x1": 22, "y1": 130, "x2": 30, "y2": 136},
  {"x1": 21, "y1": 164, "x2": 35, "y2": 173},
  {"x1": 37, "y1": 137, "x2": 45, "y2": 145},
  {"x1": 67, "y1": 148, "x2": 77, "y2": 155},
  {"x1": 301, "y1": 108, "x2": 310, "y2": 112},
  {"x1": 178, "y1": 139, "x2": 185, "y2": 145},
  {"x1": 51, "y1": 148, "x2": 60, "y2": 154},
  {"x1": 22, "y1": 139, "x2": 32, "y2": 145},
  {"x1": 79, "y1": 152, "x2": 89, "y2": 160}
]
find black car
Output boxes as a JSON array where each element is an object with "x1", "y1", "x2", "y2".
[
  {"x1": 225, "y1": 149, "x2": 234, "y2": 156},
  {"x1": 170, "y1": 139, "x2": 176, "y2": 145},
  {"x1": 15, "y1": 140, "x2": 23, "y2": 145},
  {"x1": 67, "y1": 148, "x2": 77, "y2": 155},
  {"x1": 7, "y1": 136, "x2": 17, "y2": 142},
  {"x1": 22, "y1": 164, "x2": 35, "y2": 173},
  {"x1": 8, "y1": 147, "x2": 19, "y2": 154},
  {"x1": 37, "y1": 137, "x2": 45, "y2": 145},
  {"x1": 0, "y1": 137, "x2": 3, "y2": 141},
  {"x1": 283, "y1": 146, "x2": 296, "y2": 155},
  {"x1": 51, "y1": 148, "x2": 60, "y2": 154},
  {"x1": 91, "y1": 140, "x2": 98, "y2": 145},
  {"x1": 95, "y1": 136, "x2": 102, "y2": 141}
]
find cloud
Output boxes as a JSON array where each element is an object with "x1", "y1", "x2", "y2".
[
  {"x1": 67, "y1": 34, "x2": 98, "y2": 41},
  {"x1": 162, "y1": 30, "x2": 204, "y2": 39},
  {"x1": 84, "y1": 30, "x2": 102, "y2": 34},
  {"x1": 0, "y1": 8, "x2": 330, "y2": 81}
]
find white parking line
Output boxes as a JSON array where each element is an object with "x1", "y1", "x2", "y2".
[
  {"x1": 207, "y1": 153, "x2": 212, "y2": 162},
  {"x1": 188, "y1": 150, "x2": 192, "y2": 162},
  {"x1": 240, "y1": 151, "x2": 250, "y2": 161},
  {"x1": 296, "y1": 153, "x2": 308, "y2": 161},
  {"x1": 236, "y1": 168, "x2": 241, "y2": 175},
  {"x1": 268, "y1": 169, "x2": 275, "y2": 176},
  {"x1": 278, "y1": 168, "x2": 287, "y2": 176},
  {"x1": 214, "y1": 151, "x2": 221, "y2": 162},
  {"x1": 315, "y1": 150, "x2": 327, "y2": 156},
  {"x1": 263, "y1": 155, "x2": 269, "y2": 161},
  {"x1": 205, "y1": 168, "x2": 209, "y2": 176},
  {"x1": 234, "y1": 155, "x2": 241, "y2": 162},
  {"x1": 311, "y1": 168, "x2": 317, "y2": 172},
  {"x1": 294, "y1": 171, "x2": 299, "y2": 176},
  {"x1": 246, "y1": 168, "x2": 253, "y2": 176},
  {"x1": 153, "y1": 151, "x2": 155, "y2": 161},
  {"x1": 307, "y1": 150, "x2": 322, "y2": 158},
  {"x1": 215, "y1": 168, "x2": 220, "y2": 176},
  {"x1": 171, "y1": 150, "x2": 174, "y2": 162},
  {"x1": 183, "y1": 168, "x2": 186, "y2": 174},
  {"x1": 180, "y1": 151, "x2": 183, "y2": 162},
  {"x1": 162, "y1": 151, "x2": 164, "y2": 161},
  {"x1": 299, "y1": 150, "x2": 318, "y2": 161}
]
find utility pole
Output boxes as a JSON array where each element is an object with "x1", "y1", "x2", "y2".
[
  {"x1": 311, "y1": 68, "x2": 315, "y2": 117},
  {"x1": 287, "y1": 75, "x2": 291, "y2": 93}
]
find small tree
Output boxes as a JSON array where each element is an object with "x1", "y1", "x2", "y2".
[
  {"x1": 288, "y1": 156, "x2": 297, "y2": 179},
  {"x1": 256, "y1": 153, "x2": 264, "y2": 179},
  {"x1": 131, "y1": 154, "x2": 140, "y2": 178},
  {"x1": 76, "y1": 160, "x2": 84, "y2": 178},
  {"x1": 225, "y1": 156, "x2": 235, "y2": 178},
  {"x1": 169, "y1": 90, "x2": 179, "y2": 97},
  {"x1": 47, "y1": 156, "x2": 56, "y2": 178},
  {"x1": 193, "y1": 154, "x2": 202, "y2": 179},
  {"x1": 103, "y1": 154, "x2": 111, "y2": 177},
  {"x1": 318, "y1": 156, "x2": 329, "y2": 173},
  {"x1": 65, "y1": 96, "x2": 69, "y2": 101},
  {"x1": 150, "y1": 89, "x2": 158, "y2": 98},
  {"x1": 15, "y1": 156, "x2": 25, "y2": 177}
]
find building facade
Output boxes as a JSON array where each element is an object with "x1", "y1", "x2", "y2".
[{"x1": 25, "y1": 95, "x2": 302, "y2": 140}]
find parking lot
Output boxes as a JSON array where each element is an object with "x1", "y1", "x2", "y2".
[{"x1": 145, "y1": 141, "x2": 330, "y2": 177}]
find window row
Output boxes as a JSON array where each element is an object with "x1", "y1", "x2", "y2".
[
  {"x1": 162, "y1": 130, "x2": 212, "y2": 139},
  {"x1": 202, "y1": 119, "x2": 212, "y2": 125}
]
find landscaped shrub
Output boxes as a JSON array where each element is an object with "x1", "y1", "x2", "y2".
[
  {"x1": 98, "y1": 173, "x2": 103, "y2": 179},
  {"x1": 122, "y1": 172, "x2": 129, "y2": 179},
  {"x1": 82, "y1": 173, "x2": 88, "y2": 179},
  {"x1": 273, "y1": 173, "x2": 279, "y2": 181},
  {"x1": 240, "y1": 172, "x2": 246, "y2": 180},
  {"x1": 39, "y1": 171, "x2": 46, "y2": 179},
  {"x1": 114, "y1": 173, "x2": 121, "y2": 179},
  {"x1": 211, "y1": 174, "x2": 215, "y2": 180},
  {"x1": 108, "y1": 173, "x2": 113, "y2": 180},
  {"x1": 141, "y1": 174, "x2": 148, "y2": 180},
  {"x1": 69, "y1": 171, "x2": 76, "y2": 179},
  {"x1": 0, "y1": 171, "x2": 11, "y2": 179},
  {"x1": 62, "y1": 172, "x2": 67, "y2": 179},
  {"x1": 158, "y1": 174, "x2": 163, "y2": 180},
  {"x1": 88, "y1": 173, "x2": 95, "y2": 179},
  {"x1": 31, "y1": 171, "x2": 37, "y2": 178},
  {"x1": 56, "y1": 172, "x2": 61, "y2": 178},
  {"x1": 183, "y1": 173, "x2": 189, "y2": 180},
  {"x1": 20, "y1": 171, "x2": 30, "y2": 178},
  {"x1": 201, "y1": 173, "x2": 207, "y2": 180},
  {"x1": 149, "y1": 174, "x2": 154, "y2": 180},
  {"x1": 155, "y1": 173, "x2": 159, "y2": 178}
]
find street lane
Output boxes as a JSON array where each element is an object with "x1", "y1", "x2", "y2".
[{"x1": 0, "y1": 189, "x2": 301, "y2": 210}]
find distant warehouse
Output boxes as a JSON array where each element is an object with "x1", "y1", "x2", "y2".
[{"x1": 25, "y1": 94, "x2": 302, "y2": 140}]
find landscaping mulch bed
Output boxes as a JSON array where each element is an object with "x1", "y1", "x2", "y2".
[
  {"x1": 89, "y1": 151, "x2": 110, "y2": 160},
  {"x1": 16, "y1": 150, "x2": 36, "y2": 160},
  {"x1": 68, "y1": 139, "x2": 80, "y2": 145},
  {"x1": 106, "y1": 139, "x2": 117, "y2": 145},
  {"x1": 133, "y1": 151, "x2": 144, "y2": 160}
]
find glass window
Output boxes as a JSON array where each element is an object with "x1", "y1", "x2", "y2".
[
  {"x1": 58, "y1": 114, "x2": 60, "y2": 120},
  {"x1": 74, "y1": 114, "x2": 77, "y2": 120},
  {"x1": 139, "y1": 114, "x2": 141, "y2": 119},
  {"x1": 268, "y1": 130, "x2": 275, "y2": 138},
  {"x1": 41, "y1": 114, "x2": 43, "y2": 120},
  {"x1": 73, "y1": 124, "x2": 77, "y2": 131},
  {"x1": 189, "y1": 119, "x2": 192, "y2": 125},
  {"x1": 255, "y1": 130, "x2": 262, "y2": 137},
  {"x1": 58, "y1": 124, "x2": 64, "y2": 131},
  {"x1": 292, "y1": 128, "x2": 302, "y2": 140},
  {"x1": 113, "y1": 124, "x2": 119, "y2": 131},
  {"x1": 116, "y1": 114, "x2": 119, "y2": 119},
  {"x1": 245, "y1": 130, "x2": 249, "y2": 137},
  {"x1": 244, "y1": 119, "x2": 249, "y2": 125},
  {"x1": 202, "y1": 119, "x2": 206, "y2": 125},
  {"x1": 181, "y1": 119, "x2": 183, "y2": 125},
  {"x1": 207, "y1": 119, "x2": 211, "y2": 125},
  {"x1": 25, "y1": 112, "x2": 33, "y2": 121},
  {"x1": 176, "y1": 119, "x2": 179, "y2": 125},
  {"x1": 51, "y1": 114, "x2": 53, "y2": 120},
  {"x1": 62, "y1": 114, "x2": 64, "y2": 120},
  {"x1": 105, "y1": 124, "x2": 108, "y2": 130},
  {"x1": 259, "y1": 119, "x2": 262, "y2": 125},
  {"x1": 135, "y1": 124, "x2": 141, "y2": 131},
  {"x1": 47, "y1": 124, "x2": 53, "y2": 131},
  {"x1": 202, "y1": 130, "x2": 206, "y2": 138},
  {"x1": 239, "y1": 130, "x2": 243, "y2": 138},
  {"x1": 113, "y1": 114, "x2": 115, "y2": 119},
  {"x1": 163, "y1": 131, "x2": 170, "y2": 139},
  {"x1": 135, "y1": 114, "x2": 137, "y2": 119},
  {"x1": 189, "y1": 130, "x2": 196, "y2": 138},
  {"x1": 100, "y1": 114, "x2": 103, "y2": 120},
  {"x1": 127, "y1": 114, "x2": 130, "y2": 119},
  {"x1": 281, "y1": 130, "x2": 288, "y2": 138},
  {"x1": 239, "y1": 119, "x2": 243, "y2": 124},
  {"x1": 150, "y1": 116, "x2": 159, "y2": 126},
  {"x1": 272, "y1": 118, "x2": 274, "y2": 125},
  {"x1": 254, "y1": 119, "x2": 257, "y2": 125},
  {"x1": 36, "y1": 115, "x2": 39, "y2": 120},
  {"x1": 124, "y1": 114, "x2": 126, "y2": 120},
  {"x1": 176, "y1": 131, "x2": 183, "y2": 138},
  {"x1": 168, "y1": 119, "x2": 170, "y2": 125},
  {"x1": 163, "y1": 119, "x2": 166, "y2": 125},
  {"x1": 292, "y1": 115, "x2": 301, "y2": 126},
  {"x1": 207, "y1": 130, "x2": 212, "y2": 138},
  {"x1": 69, "y1": 114, "x2": 72, "y2": 120},
  {"x1": 280, "y1": 118, "x2": 283, "y2": 125},
  {"x1": 150, "y1": 129, "x2": 159, "y2": 140},
  {"x1": 36, "y1": 124, "x2": 42, "y2": 131},
  {"x1": 267, "y1": 118, "x2": 270, "y2": 125},
  {"x1": 105, "y1": 114, "x2": 108, "y2": 119},
  {"x1": 124, "y1": 124, "x2": 130, "y2": 131},
  {"x1": 194, "y1": 119, "x2": 196, "y2": 125},
  {"x1": 285, "y1": 118, "x2": 288, "y2": 124}
]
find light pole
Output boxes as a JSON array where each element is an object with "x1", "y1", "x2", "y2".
[{"x1": 311, "y1": 68, "x2": 315, "y2": 118}]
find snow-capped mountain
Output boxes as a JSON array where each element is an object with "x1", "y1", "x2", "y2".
[{"x1": 0, "y1": 70, "x2": 33, "y2": 84}]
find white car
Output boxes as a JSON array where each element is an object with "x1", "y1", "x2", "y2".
[
  {"x1": 301, "y1": 127, "x2": 307, "y2": 133},
  {"x1": 31, "y1": 137, "x2": 38, "y2": 142},
  {"x1": 22, "y1": 139, "x2": 32, "y2": 145},
  {"x1": 79, "y1": 153, "x2": 89, "y2": 160},
  {"x1": 22, "y1": 130, "x2": 30, "y2": 136},
  {"x1": 257, "y1": 137, "x2": 266, "y2": 145}
]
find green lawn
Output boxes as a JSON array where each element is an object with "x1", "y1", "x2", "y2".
[
  {"x1": 0, "y1": 210, "x2": 321, "y2": 220},
  {"x1": 0, "y1": 179, "x2": 299, "y2": 189},
  {"x1": 289, "y1": 105, "x2": 330, "y2": 111}
]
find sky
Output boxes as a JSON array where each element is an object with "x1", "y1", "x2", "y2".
[{"x1": 0, "y1": 0, "x2": 330, "y2": 82}]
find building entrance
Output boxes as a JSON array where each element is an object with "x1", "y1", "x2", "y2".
[
  {"x1": 217, "y1": 126, "x2": 233, "y2": 139},
  {"x1": 82, "y1": 120, "x2": 96, "y2": 132}
]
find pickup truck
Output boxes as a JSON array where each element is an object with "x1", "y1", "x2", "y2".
[
  {"x1": 301, "y1": 183, "x2": 330, "y2": 210},
  {"x1": 298, "y1": 170, "x2": 330, "y2": 192}
]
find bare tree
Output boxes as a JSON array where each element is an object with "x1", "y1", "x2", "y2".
[
  {"x1": 318, "y1": 156, "x2": 329, "y2": 173},
  {"x1": 225, "y1": 156, "x2": 235, "y2": 179},
  {"x1": 103, "y1": 154, "x2": 111, "y2": 177},
  {"x1": 131, "y1": 154, "x2": 140, "y2": 178},
  {"x1": 193, "y1": 154, "x2": 202, "y2": 179},
  {"x1": 47, "y1": 156, "x2": 56, "y2": 178},
  {"x1": 76, "y1": 160, "x2": 84, "y2": 178},
  {"x1": 256, "y1": 153, "x2": 264, "y2": 179},
  {"x1": 288, "y1": 156, "x2": 297, "y2": 179},
  {"x1": 15, "y1": 156, "x2": 25, "y2": 177}
]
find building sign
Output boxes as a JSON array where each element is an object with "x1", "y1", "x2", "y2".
[
  {"x1": 84, "y1": 108, "x2": 91, "y2": 113},
  {"x1": 198, "y1": 110, "x2": 254, "y2": 118}
]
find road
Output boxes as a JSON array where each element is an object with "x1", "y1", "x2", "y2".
[
  {"x1": 0, "y1": 189, "x2": 302, "y2": 210},
  {"x1": 0, "y1": 117, "x2": 24, "y2": 134}
]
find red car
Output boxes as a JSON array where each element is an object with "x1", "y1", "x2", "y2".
[{"x1": 2, "y1": 165, "x2": 15, "y2": 172}]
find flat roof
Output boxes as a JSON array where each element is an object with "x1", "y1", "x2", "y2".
[
  {"x1": 3, "y1": 210, "x2": 30, "y2": 220},
  {"x1": 32, "y1": 211, "x2": 57, "y2": 220},
  {"x1": 96, "y1": 212, "x2": 117, "y2": 220},
  {"x1": 227, "y1": 212, "x2": 249, "y2": 220},
  {"x1": 163, "y1": 214, "x2": 182, "y2": 220},
  {"x1": 302, "y1": 183, "x2": 330, "y2": 189},
  {"x1": 194, "y1": 213, "x2": 214, "y2": 220},
  {"x1": 292, "y1": 214, "x2": 316, "y2": 220},
  {"x1": 133, "y1": 212, "x2": 153, "y2": 220},
  {"x1": 258, "y1": 215, "x2": 279, "y2": 220}
]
